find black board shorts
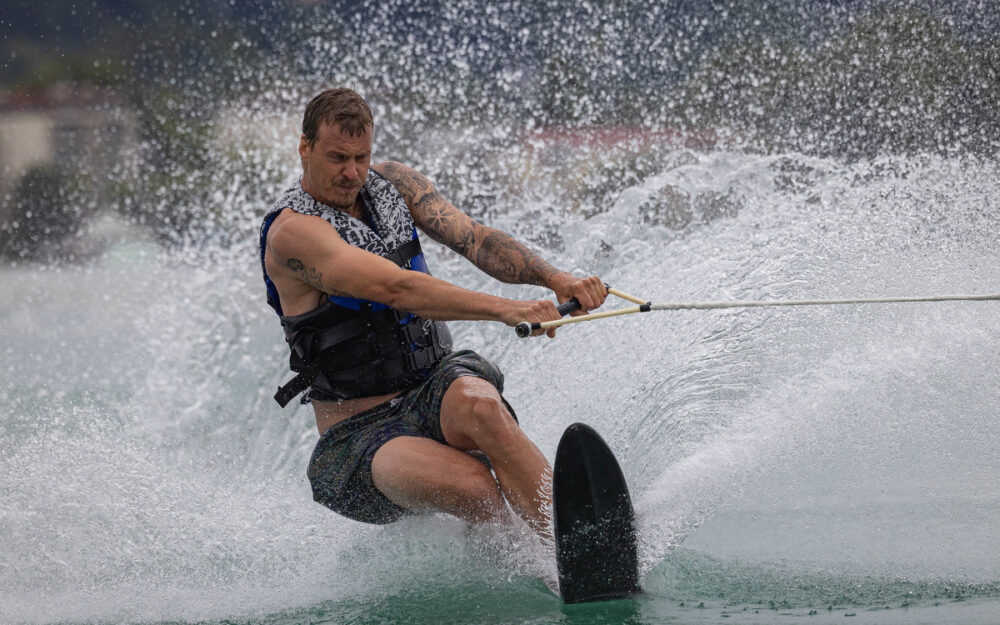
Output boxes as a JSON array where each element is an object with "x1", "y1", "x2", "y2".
[{"x1": 306, "y1": 350, "x2": 511, "y2": 524}]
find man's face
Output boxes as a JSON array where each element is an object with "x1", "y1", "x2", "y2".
[{"x1": 299, "y1": 122, "x2": 372, "y2": 210}]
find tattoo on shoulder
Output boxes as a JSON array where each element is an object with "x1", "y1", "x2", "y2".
[
  {"x1": 286, "y1": 258, "x2": 325, "y2": 291},
  {"x1": 380, "y1": 162, "x2": 419, "y2": 194},
  {"x1": 382, "y1": 162, "x2": 440, "y2": 211}
]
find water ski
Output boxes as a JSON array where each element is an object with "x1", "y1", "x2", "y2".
[{"x1": 552, "y1": 422, "x2": 641, "y2": 604}]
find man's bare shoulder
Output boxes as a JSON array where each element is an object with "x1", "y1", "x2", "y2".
[{"x1": 267, "y1": 209, "x2": 343, "y2": 259}]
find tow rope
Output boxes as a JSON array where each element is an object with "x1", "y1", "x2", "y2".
[{"x1": 515, "y1": 286, "x2": 1000, "y2": 338}]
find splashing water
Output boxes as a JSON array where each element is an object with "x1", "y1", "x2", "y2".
[
  {"x1": 3, "y1": 145, "x2": 998, "y2": 624},
  {"x1": 3, "y1": 2, "x2": 1000, "y2": 624}
]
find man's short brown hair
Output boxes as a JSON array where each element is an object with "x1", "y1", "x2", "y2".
[{"x1": 302, "y1": 88, "x2": 373, "y2": 146}]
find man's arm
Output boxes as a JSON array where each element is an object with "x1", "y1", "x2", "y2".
[
  {"x1": 265, "y1": 209, "x2": 563, "y2": 333},
  {"x1": 375, "y1": 161, "x2": 607, "y2": 312}
]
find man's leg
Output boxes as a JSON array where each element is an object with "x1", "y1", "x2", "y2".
[
  {"x1": 371, "y1": 435, "x2": 515, "y2": 525},
  {"x1": 438, "y1": 376, "x2": 553, "y2": 538}
]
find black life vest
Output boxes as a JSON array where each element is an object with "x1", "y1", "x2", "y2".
[{"x1": 259, "y1": 170, "x2": 452, "y2": 407}]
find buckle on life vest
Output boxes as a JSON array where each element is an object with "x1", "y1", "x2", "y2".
[
  {"x1": 397, "y1": 319, "x2": 427, "y2": 344},
  {"x1": 403, "y1": 346, "x2": 438, "y2": 372},
  {"x1": 274, "y1": 371, "x2": 313, "y2": 408}
]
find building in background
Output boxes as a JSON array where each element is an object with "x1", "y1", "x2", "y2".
[
  {"x1": 0, "y1": 84, "x2": 139, "y2": 261},
  {"x1": 0, "y1": 83, "x2": 136, "y2": 212}
]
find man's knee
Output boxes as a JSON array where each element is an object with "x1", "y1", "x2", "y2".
[
  {"x1": 442, "y1": 377, "x2": 520, "y2": 451},
  {"x1": 463, "y1": 392, "x2": 519, "y2": 443}
]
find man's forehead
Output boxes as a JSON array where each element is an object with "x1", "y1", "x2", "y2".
[{"x1": 316, "y1": 121, "x2": 372, "y2": 144}]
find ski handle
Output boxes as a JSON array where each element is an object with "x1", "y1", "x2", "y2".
[{"x1": 515, "y1": 298, "x2": 581, "y2": 338}]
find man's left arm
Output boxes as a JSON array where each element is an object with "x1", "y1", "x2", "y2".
[{"x1": 375, "y1": 161, "x2": 606, "y2": 312}]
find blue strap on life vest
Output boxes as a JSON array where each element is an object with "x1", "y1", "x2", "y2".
[{"x1": 259, "y1": 209, "x2": 284, "y2": 316}]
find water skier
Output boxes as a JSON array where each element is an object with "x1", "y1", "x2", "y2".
[{"x1": 259, "y1": 88, "x2": 606, "y2": 537}]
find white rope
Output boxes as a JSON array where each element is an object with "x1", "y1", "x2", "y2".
[
  {"x1": 651, "y1": 293, "x2": 1000, "y2": 311},
  {"x1": 521, "y1": 292, "x2": 1000, "y2": 335}
]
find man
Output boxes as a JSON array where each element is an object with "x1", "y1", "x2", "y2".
[{"x1": 259, "y1": 88, "x2": 606, "y2": 537}]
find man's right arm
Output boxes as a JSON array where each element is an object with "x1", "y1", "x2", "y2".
[{"x1": 265, "y1": 210, "x2": 563, "y2": 333}]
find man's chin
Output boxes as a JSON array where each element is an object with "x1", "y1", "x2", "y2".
[{"x1": 327, "y1": 190, "x2": 359, "y2": 210}]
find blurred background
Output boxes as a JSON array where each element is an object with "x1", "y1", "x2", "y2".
[{"x1": 1, "y1": 0, "x2": 997, "y2": 263}]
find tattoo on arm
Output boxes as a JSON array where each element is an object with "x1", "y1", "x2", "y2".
[
  {"x1": 382, "y1": 161, "x2": 476, "y2": 257},
  {"x1": 421, "y1": 200, "x2": 477, "y2": 256},
  {"x1": 476, "y1": 228, "x2": 560, "y2": 286},
  {"x1": 381, "y1": 162, "x2": 438, "y2": 215},
  {"x1": 422, "y1": 203, "x2": 558, "y2": 285},
  {"x1": 286, "y1": 258, "x2": 330, "y2": 293},
  {"x1": 453, "y1": 230, "x2": 474, "y2": 256},
  {"x1": 380, "y1": 161, "x2": 561, "y2": 286}
]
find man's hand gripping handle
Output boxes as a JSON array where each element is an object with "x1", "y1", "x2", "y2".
[{"x1": 515, "y1": 299, "x2": 581, "y2": 338}]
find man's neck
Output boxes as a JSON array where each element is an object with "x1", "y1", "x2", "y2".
[{"x1": 343, "y1": 195, "x2": 365, "y2": 221}]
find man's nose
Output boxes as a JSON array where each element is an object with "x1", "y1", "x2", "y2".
[{"x1": 344, "y1": 160, "x2": 361, "y2": 180}]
